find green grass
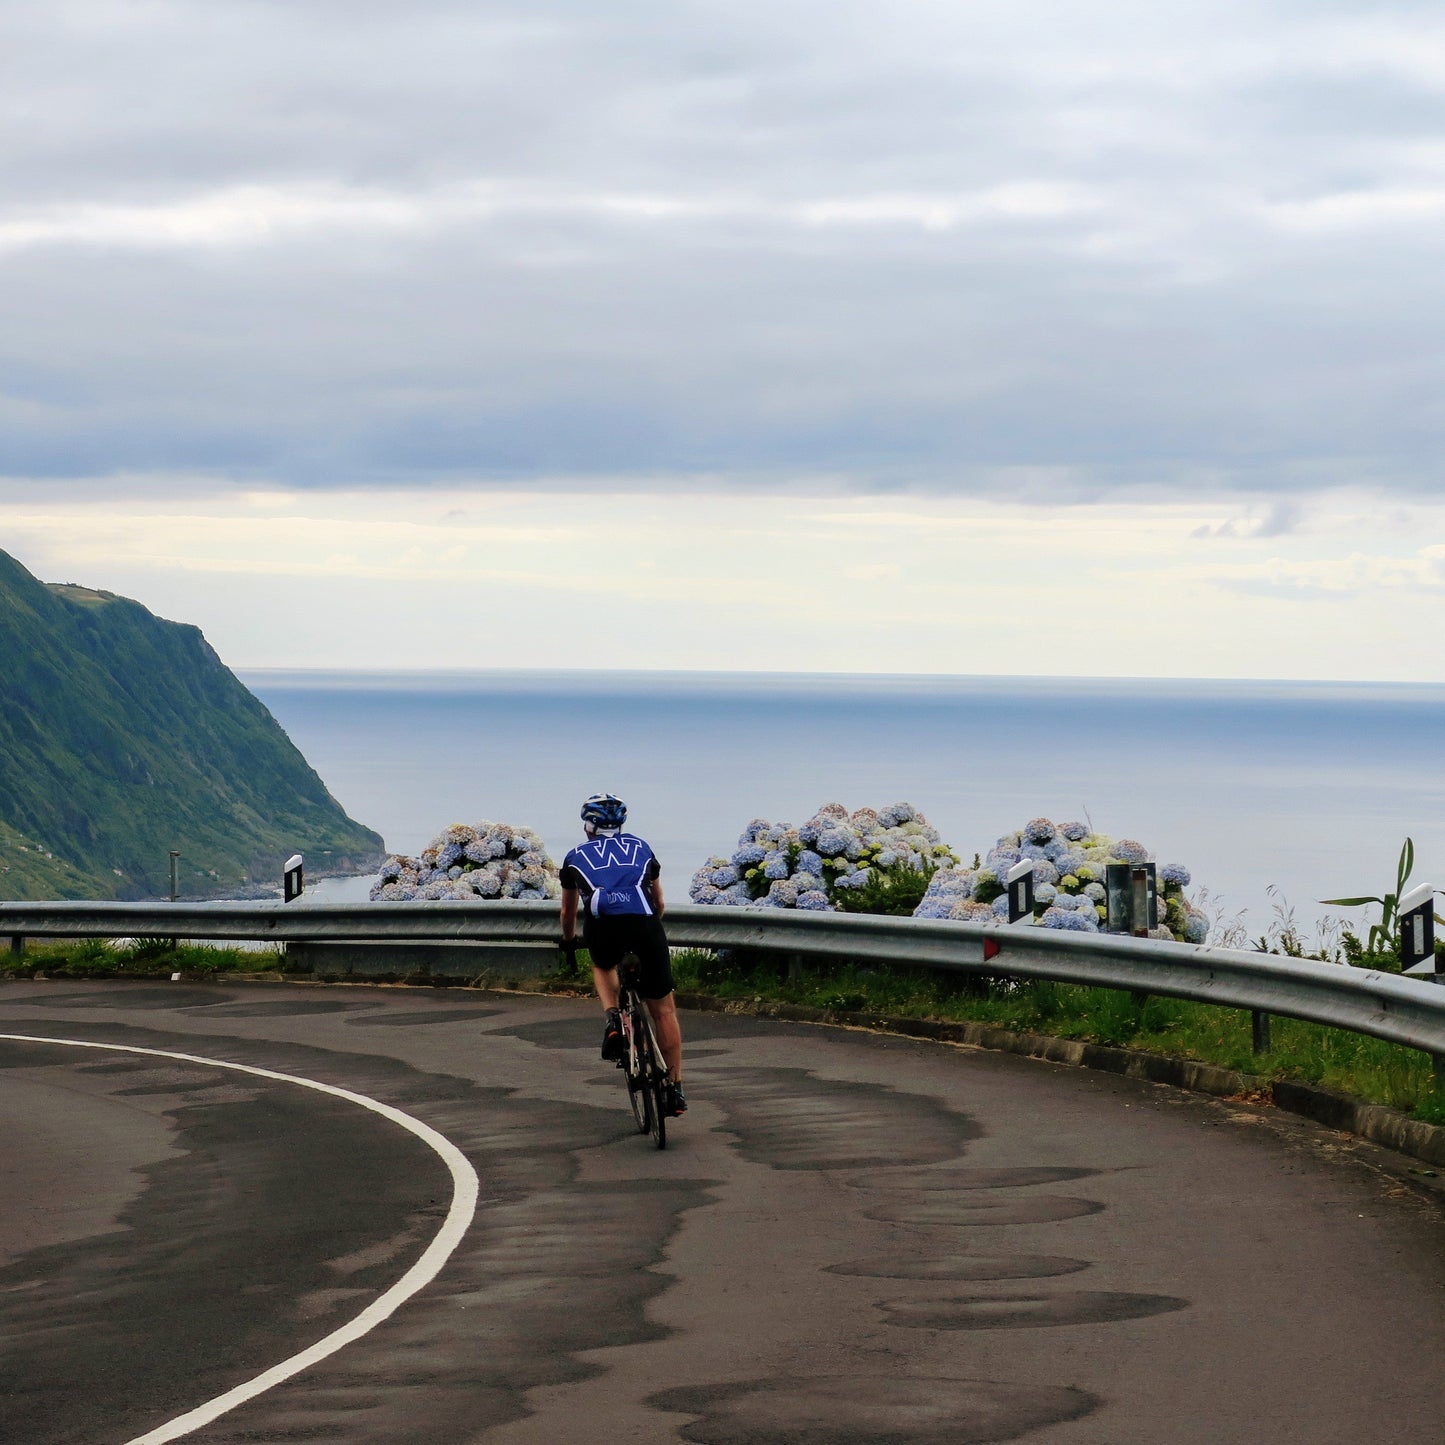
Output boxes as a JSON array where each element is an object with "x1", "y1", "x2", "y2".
[
  {"x1": 2, "y1": 937, "x2": 286, "y2": 978},
  {"x1": 668, "y1": 948, "x2": 1445, "y2": 1125}
]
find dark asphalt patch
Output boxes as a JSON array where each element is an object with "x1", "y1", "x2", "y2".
[
  {"x1": 185, "y1": 998, "x2": 381, "y2": 1017},
  {"x1": 864, "y1": 1195, "x2": 1105, "y2": 1226},
  {"x1": 498, "y1": 1017, "x2": 610, "y2": 1050},
  {"x1": 704, "y1": 1065, "x2": 980, "y2": 1171},
  {"x1": 8, "y1": 986, "x2": 234, "y2": 1010},
  {"x1": 650, "y1": 1375, "x2": 1099, "y2": 1443},
  {"x1": 880, "y1": 1290, "x2": 1190, "y2": 1330},
  {"x1": 497, "y1": 1016, "x2": 725, "y2": 1055},
  {"x1": 344, "y1": 1007, "x2": 500, "y2": 1027},
  {"x1": 845, "y1": 1165, "x2": 1101, "y2": 1191},
  {"x1": 824, "y1": 1253, "x2": 1091, "y2": 1281}
]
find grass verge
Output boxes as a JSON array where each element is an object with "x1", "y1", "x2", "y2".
[{"x1": 2, "y1": 937, "x2": 285, "y2": 978}]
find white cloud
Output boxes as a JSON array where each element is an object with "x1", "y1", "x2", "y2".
[{"x1": 4, "y1": 482, "x2": 1442, "y2": 680}]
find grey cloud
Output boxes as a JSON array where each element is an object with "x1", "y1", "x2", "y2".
[{"x1": 2, "y1": 0, "x2": 1444, "y2": 500}]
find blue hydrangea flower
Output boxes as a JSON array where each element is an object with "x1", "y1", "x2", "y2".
[
  {"x1": 796, "y1": 890, "x2": 833, "y2": 911},
  {"x1": 796, "y1": 849, "x2": 823, "y2": 873},
  {"x1": 710, "y1": 865, "x2": 741, "y2": 887},
  {"x1": 1040, "y1": 907, "x2": 1092, "y2": 931},
  {"x1": 762, "y1": 853, "x2": 791, "y2": 880},
  {"x1": 913, "y1": 899, "x2": 950, "y2": 919},
  {"x1": 377, "y1": 858, "x2": 402, "y2": 884},
  {"x1": 1112, "y1": 839, "x2": 1150, "y2": 864},
  {"x1": 991, "y1": 895, "x2": 1011, "y2": 918},
  {"x1": 1032, "y1": 860, "x2": 1061, "y2": 888},
  {"x1": 691, "y1": 883, "x2": 722, "y2": 904},
  {"x1": 1161, "y1": 863, "x2": 1192, "y2": 887},
  {"x1": 1184, "y1": 909, "x2": 1209, "y2": 944},
  {"x1": 1025, "y1": 817, "x2": 1057, "y2": 844},
  {"x1": 1059, "y1": 820, "x2": 1090, "y2": 842},
  {"x1": 1035, "y1": 882, "x2": 1058, "y2": 906},
  {"x1": 732, "y1": 843, "x2": 768, "y2": 867},
  {"x1": 878, "y1": 802, "x2": 916, "y2": 827},
  {"x1": 948, "y1": 900, "x2": 994, "y2": 921}
]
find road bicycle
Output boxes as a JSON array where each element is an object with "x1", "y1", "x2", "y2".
[
  {"x1": 562, "y1": 942, "x2": 669, "y2": 1149},
  {"x1": 616, "y1": 949, "x2": 669, "y2": 1149}
]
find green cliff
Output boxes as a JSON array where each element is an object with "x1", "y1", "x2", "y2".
[{"x1": 0, "y1": 549, "x2": 384, "y2": 900}]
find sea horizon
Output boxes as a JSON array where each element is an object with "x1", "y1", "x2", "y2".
[{"x1": 241, "y1": 667, "x2": 1445, "y2": 947}]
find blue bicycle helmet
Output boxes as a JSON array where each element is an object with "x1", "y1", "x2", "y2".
[{"x1": 580, "y1": 792, "x2": 627, "y2": 831}]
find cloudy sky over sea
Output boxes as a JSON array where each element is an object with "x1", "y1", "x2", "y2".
[{"x1": 3, "y1": 1, "x2": 1443, "y2": 678}]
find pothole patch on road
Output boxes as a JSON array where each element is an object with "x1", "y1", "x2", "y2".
[
  {"x1": 844, "y1": 1165, "x2": 1100, "y2": 1191},
  {"x1": 824, "y1": 1253, "x2": 1090, "y2": 1281},
  {"x1": 863, "y1": 1195, "x2": 1104, "y2": 1226},
  {"x1": 880, "y1": 1290, "x2": 1190, "y2": 1330},
  {"x1": 648, "y1": 1374, "x2": 1099, "y2": 1444}
]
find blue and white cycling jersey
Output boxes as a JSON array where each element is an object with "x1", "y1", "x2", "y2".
[{"x1": 561, "y1": 833, "x2": 660, "y2": 918}]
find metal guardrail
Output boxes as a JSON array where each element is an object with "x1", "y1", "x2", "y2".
[{"x1": 4, "y1": 899, "x2": 1444, "y2": 1058}]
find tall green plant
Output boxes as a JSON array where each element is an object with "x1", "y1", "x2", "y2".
[{"x1": 1323, "y1": 838, "x2": 1417, "y2": 962}]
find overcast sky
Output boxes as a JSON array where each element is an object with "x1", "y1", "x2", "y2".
[{"x1": 2, "y1": 0, "x2": 1442, "y2": 678}]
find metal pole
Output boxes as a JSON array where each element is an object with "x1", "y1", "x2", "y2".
[
  {"x1": 1251, "y1": 1010, "x2": 1271, "y2": 1055},
  {"x1": 9, "y1": 935, "x2": 22, "y2": 961},
  {"x1": 169, "y1": 851, "x2": 180, "y2": 903}
]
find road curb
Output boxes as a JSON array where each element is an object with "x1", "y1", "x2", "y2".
[{"x1": 674, "y1": 991, "x2": 1445, "y2": 1172}]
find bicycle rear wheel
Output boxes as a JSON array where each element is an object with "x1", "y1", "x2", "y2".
[
  {"x1": 635, "y1": 1008, "x2": 667, "y2": 1151},
  {"x1": 624, "y1": 1000, "x2": 652, "y2": 1134}
]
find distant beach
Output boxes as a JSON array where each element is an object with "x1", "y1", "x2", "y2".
[{"x1": 242, "y1": 669, "x2": 1445, "y2": 945}]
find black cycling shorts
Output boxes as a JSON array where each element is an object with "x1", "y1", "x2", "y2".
[{"x1": 584, "y1": 914, "x2": 675, "y2": 1000}]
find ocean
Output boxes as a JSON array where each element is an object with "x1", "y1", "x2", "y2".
[{"x1": 239, "y1": 669, "x2": 1445, "y2": 945}]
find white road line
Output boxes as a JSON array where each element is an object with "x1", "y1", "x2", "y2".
[{"x1": 0, "y1": 1033, "x2": 481, "y2": 1445}]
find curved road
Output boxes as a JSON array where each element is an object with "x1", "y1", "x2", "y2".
[{"x1": 1, "y1": 978, "x2": 1443, "y2": 1444}]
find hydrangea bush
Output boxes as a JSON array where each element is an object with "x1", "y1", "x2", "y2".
[
  {"x1": 689, "y1": 802, "x2": 958, "y2": 913},
  {"x1": 370, "y1": 821, "x2": 561, "y2": 903},
  {"x1": 913, "y1": 816, "x2": 1209, "y2": 943}
]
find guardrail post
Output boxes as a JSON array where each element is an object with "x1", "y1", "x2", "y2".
[
  {"x1": 9, "y1": 935, "x2": 22, "y2": 961},
  {"x1": 1251, "y1": 1010, "x2": 1271, "y2": 1055},
  {"x1": 787, "y1": 952, "x2": 803, "y2": 982}
]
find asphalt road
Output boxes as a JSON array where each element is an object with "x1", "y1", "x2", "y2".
[{"x1": 2, "y1": 977, "x2": 1443, "y2": 1445}]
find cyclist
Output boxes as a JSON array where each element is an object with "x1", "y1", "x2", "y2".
[{"x1": 559, "y1": 793, "x2": 686, "y2": 1116}]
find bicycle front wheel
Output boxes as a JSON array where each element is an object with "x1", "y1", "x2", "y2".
[{"x1": 649, "y1": 1072, "x2": 667, "y2": 1150}]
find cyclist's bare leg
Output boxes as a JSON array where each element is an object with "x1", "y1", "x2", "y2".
[
  {"x1": 592, "y1": 964, "x2": 619, "y2": 1012},
  {"x1": 645, "y1": 993, "x2": 683, "y2": 1082}
]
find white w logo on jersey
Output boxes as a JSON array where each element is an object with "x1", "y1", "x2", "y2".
[{"x1": 587, "y1": 837, "x2": 641, "y2": 869}]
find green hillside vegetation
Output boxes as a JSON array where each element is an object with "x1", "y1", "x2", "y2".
[{"x1": 0, "y1": 549, "x2": 383, "y2": 900}]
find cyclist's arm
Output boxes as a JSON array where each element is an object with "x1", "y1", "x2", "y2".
[
  {"x1": 561, "y1": 886, "x2": 579, "y2": 943},
  {"x1": 646, "y1": 876, "x2": 664, "y2": 919}
]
